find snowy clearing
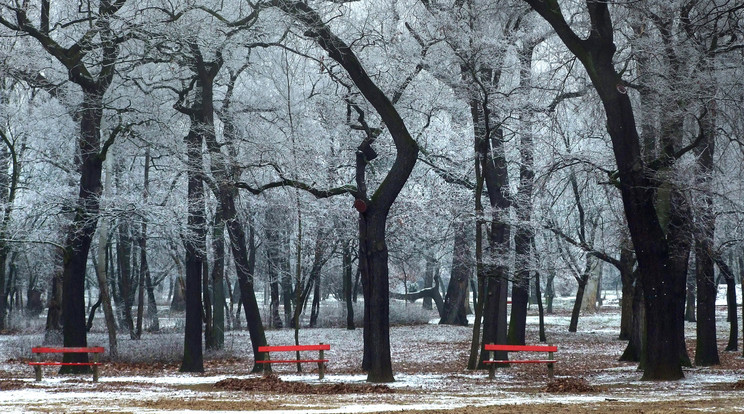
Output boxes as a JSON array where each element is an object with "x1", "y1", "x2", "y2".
[{"x1": 1, "y1": 294, "x2": 744, "y2": 413}]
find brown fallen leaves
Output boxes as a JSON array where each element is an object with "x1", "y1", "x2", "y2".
[
  {"x1": 731, "y1": 380, "x2": 744, "y2": 390},
  {"x1": 0, "y1": 380, "x2": 26, "y2": 390},
  {"x1": 544, "y1": 377, "x2": 598, "y2": 393},
  {"x1": 214, "y1": 374, "x2": 394, "y2": 394}
]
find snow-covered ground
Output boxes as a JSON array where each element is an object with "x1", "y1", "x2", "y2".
[{"x1": 1, "y1": 288, "x2": 742, "y2": 413}]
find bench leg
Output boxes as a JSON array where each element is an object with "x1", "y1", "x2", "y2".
[
  {"x1": 548, "y1": 347, "x2": 554, "y2": 379},
  {"x1": 34, "y1": 365, "x2": 41, "y2": 381},
  {"x1": 488, "y1": 346, "x2": 495, "y2": 380},
  {"x1": 93, "y1": 352, "x2": 100, "y2": 382}
]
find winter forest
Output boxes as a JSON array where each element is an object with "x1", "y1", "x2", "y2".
[{"x1": 1, "y1": 0, "x2": 744, "y2": 394}]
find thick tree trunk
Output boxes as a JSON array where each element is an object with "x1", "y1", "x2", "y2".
[
  {"x1": 472, "y1": 97, "x2": 511, "y2": 366},
  {"x1": 225, "y1": 203, "x2": 268, "y2": 372},
  {"x1": 61, "y1": 92, "x2": 107, "y2": 372},
  {"x1": 525, "y1": 0, "x2": 689, "y2": 380},
  {"x1": 179, "y1": 123, "x2": 206, "y2": 373},
  {"x1": 277, "y1": 0, "x2": 418, "y2": 383},
  {"x1": 620, "y1": 271, "x2": 644, "y2": 363},
  {"x1": 694, "y1": 90, "x2": 719, "y2": 365},
  {"x1": 695, "y1": 241, "x2": 719, "y2": 366},
  {"x1": 440, "y1": 221, "x2": 471, "y2": 326},
  {"x1": 508, "y1": 41, "x2": 537, "y2": 345},
  {"x1": 360, "y1": 214, "x2": 394, "y2": 382}
]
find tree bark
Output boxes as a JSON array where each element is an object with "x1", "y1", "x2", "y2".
[
  {"x1": 265, "y1": 206, "x2": 289, "y2": 329},
  {"x1": 569, "y1": 275, "x2": 589, "y2": 333},
  {"x1": 509, "y1": 39, "x2": 538, "y2": 346},
  {"x1": 423, "y1": 256, "x2": 435, "y2": 310},
  {"x1": 619, "y1": 243, "x2": 635, "y2": 340},
  {"x1": 117, "y1": 219, "x2": 135, "y2": 338},
  {"x1": 209, "y1": 217, "x2": 226, "y2": 350},
  {"x1": 206, "y1": 114, "x2": 268, "y2": 369},
  {"x1": 440, "y1": 221, "x2": 470, "y2": 326},
  {"x1": 60, "y1": 91, "x2": 106, "y2": 372},
  {"x1": 342, "y1": 241, "x2": 355, "y2": 330},
  {"x1": 694, "y1": 86, "x2": 719, "y2": 366},
  {"x1": 276, "y1": 0, "x2": 419, "y2": 383},
  {"x1": 524, "y1": 0, "x2": 689, "y2": 380},
  {"x1": 95, "y1": 155, "x2": 118, "y2": 355}
]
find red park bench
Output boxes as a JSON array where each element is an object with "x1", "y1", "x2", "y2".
[
  {"x1": 29, "y1": 346, "x2": 105, "y2": 382},
  {"x1": 257, "y1": 343, "x2": 330, "y2": 379},
  {"x1": 483, "y1": 343, "x2": 557, "y2": 380}
]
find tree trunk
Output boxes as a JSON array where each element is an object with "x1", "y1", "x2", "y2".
[
  {"x1": 44, "y1": 260, "x2": 63, "y2": 345},
  {"x1": 117, "y1": 219, "x2": 135, "y2": 338},
  {"x1": 61, "y1": 92, "x2": 107, "y2": 372},
  {"x1": 440, "y1": 221, "x2": 471, "y2": 326},
  {"x1": 360, "y1": 213, "x2": 394, "y2": 383},
  {"x1": 508, "y1": 40, "x2": 538, "y2": 345},
  {"x1": 695, "y1": 240, "x2": 719, "y2": 366},
  {"x1": 135, "y1": 233, "x2": 146, "y2": 340},
  {"x1": 535, "y1": 270, "x2": 547, "y2": 342},
  {"x1": 694, "y1": 88, "x2": 719, "y2": 366},
  {"x1": 423, "y1": 256, "x2": 434, "y2": 310},
  {"x1": 620, "y1": 271, "x2": 644, "y2": 363},
  {"x1": 95, "y1": 155, "x2": 118, "y2": 356},
  {"x1": 472, "y1": 96, "x2": 511, "y2": 366},
  {"x1": 209, "y1": 217, "x2": 226, "y2": 350},
  {"x1": 265, "y1": 206, "x2": 288, "y2": 329},
  {"x1": 740, "y1": 255, "x2": 744, "y2": 357},
  {"x1": 145, "y1": 272, "x2": 159, "y2": 332},
  {"x1": 525, "y1": 0, "x2": 689, "y2": 380},
  {"x1": 545, "y1": 272, "x2": 555, "y2": 314},
  {"x1": 685, "y1": 268, "x2": 697, "y2": 322},
  {"x1": 569, "y1": 274, "x2": 589, "y2": 333},
  {"x1": 725, "y1": 269, "x2": 737, "y2": 351},
  {"x1": 619, "y1": 244, "x2": 635, "y2": 340},
  {"x1": 179, "y1": 123, "x2": 206, "y2": 373},
  {"x1": 277, "y1": 0, "x2": 419, "y2": 383},
  {"x1": 342, "y1": 242, "x2": 355, "y2": 330}
]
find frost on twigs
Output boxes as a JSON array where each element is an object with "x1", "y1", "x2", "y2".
[
  {"x1": 544, "y1": 377, "x2": 599, "y2": 393},
  {"x1": 214, "y1": 375, "x2": 394, "y2": 394}
]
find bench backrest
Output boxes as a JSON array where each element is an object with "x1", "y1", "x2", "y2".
[
  {"x1": 258, "y1": 344, "x2": 330, "y2": 352},
  {"x1": 484, "y1": 344, "x2": 557, "y2": 352},
  {"x1": 32, "y1": 346, "x2": 105, "y2": 353}
]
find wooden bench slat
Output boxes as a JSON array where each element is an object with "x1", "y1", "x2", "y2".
[
  {"x1": 32, "y1": 347, "x2": 105, "y2": 353},
  {"x1": 256, "y1": 359, "x2": 329, "y2": 364},
  {"x1": 258, "y1": 344, "x2": 330, "y2": 352},
  {"x1": 484, "y1": 344, "x2": 557, "y2": 352}
]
